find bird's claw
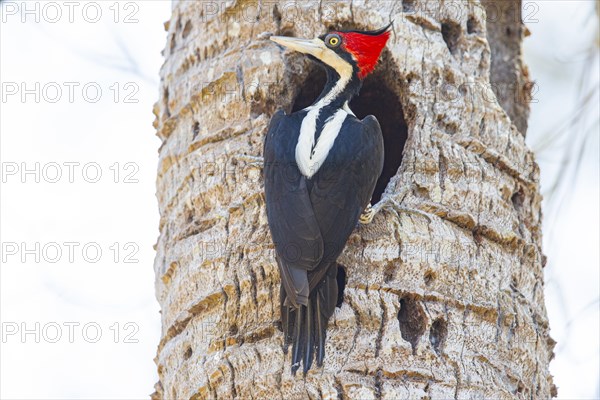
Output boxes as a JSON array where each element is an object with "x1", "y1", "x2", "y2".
[
  {"x1": 359, "y1": 204, "x2": 376, "y2": 224},
  {"x1": 359, "y1": 194, "x2": 433, "y2": 224}
]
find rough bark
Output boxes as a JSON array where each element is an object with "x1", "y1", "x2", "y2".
[{"x1": 152, "y1": 1, "x2": 554, "y2": 399}]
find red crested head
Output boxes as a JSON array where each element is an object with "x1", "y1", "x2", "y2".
[
  {"x1": 270, "y1": 23, "x2": 393, "y2": 83},
  {"x1": 335, "y1": 24, "x2": 392, "y2": 79}
]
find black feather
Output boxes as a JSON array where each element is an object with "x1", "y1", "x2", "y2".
[
  {"x1": 340, "y1": 22, "x2": 393, "y2": 36},
  {"x1": 303, "y1": 296, "x2": 314, "y2": 375},
  {"x1": 290, "y1": 305, "x2": 303, "y2": 376}
]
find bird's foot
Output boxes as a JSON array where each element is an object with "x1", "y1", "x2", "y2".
[
  {"x1": 359, "y1": 193, "x2": 433, "y2": 224},
  {"x1": 359, "y1": 204, "x2": 376, "y2": 224}
]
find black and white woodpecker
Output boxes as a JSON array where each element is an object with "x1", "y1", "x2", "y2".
[{"x1": 263, "y1": 25, "x2": 392, "y2": 375}]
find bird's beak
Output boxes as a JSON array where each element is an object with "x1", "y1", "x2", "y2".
[{"x1": 270, "y1": 36, "x2": 326, "y2": 57}]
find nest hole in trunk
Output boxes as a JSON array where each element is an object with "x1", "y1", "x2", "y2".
[{"x1": 291, "y1": 51, "x2": 408, "y2": 203}]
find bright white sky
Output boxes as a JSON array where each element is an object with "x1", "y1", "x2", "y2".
[{"x1": 0, "y1": 1, "x2": 598, "y2": 399}]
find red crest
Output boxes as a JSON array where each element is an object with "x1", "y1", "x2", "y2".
[{"x1": 336, "y1": 25, "x2": 392, "y2": 79}]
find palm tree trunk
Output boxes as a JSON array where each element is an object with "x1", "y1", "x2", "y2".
[{"x1": 152, "y1": 1, "x2": 555, "y2": 398}]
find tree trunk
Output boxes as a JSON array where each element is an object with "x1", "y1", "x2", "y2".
[{"x1": 152, "y1": 1, "x2": 555, "y2": 399}]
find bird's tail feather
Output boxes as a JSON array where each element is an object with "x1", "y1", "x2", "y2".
[
  {"x1": 279, "y1": 262, "x2": 309, "y2": 308},
  {"x1": 281, "y1": 263, "x2": 338, "y2": 375}
]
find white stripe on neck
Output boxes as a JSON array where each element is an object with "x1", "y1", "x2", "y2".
[
  {"x1": 296, "y1": 50, "x2": 353, "y2": 179},
  {"x1": 296, "y1": 109, "x2": 348, "y2": 178}
]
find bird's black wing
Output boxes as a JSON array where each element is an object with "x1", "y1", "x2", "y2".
[
  {"x1": 296, "y1": 114, "x2": 384, "y2": 373},
  {"x1": 263, "y1": 110, "x2": 324, "y2": 308},
  {"x1": 310, "y1": 114, "x2": 385, "y2": 274}
]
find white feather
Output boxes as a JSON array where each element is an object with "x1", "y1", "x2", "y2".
[
  {"x1": 295, "y1": 45, "x2": 354, "y2": 178},
  {"x1": 296, "y1": 109, "x2": 348, "y2": 178}
]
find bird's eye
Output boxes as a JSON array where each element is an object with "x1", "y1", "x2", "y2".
[{"x1": 326, "y1": 34, "x2": 341, "y2": 47}]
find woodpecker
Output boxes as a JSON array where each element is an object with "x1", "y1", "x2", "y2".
[{"x1": 264, "y1": 25, "x2": 391, "y2": 375}]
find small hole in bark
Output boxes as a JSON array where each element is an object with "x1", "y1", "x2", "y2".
[
  {"x1": 511, "y1": 187, "x2": 525, "y2": 211},
  {"x1": 192, "y1": 121, "x2": 200, "y2": 139},
  {"x1": 402, "y1": 0, "x2": 415, "y2": 12},
  {"x1": 291, "y1": 51, "x2": 408, "y2": 204},
  {"x1": 383, "y1": 261, "x2": 396, "y2": 283},
  {"x1": 175, "y1": 15, "x2": 182, "y2": 31},
  {"x1": 184, "y1": 206, "x2": 194, "y2": 223},
  {"x1": 336, "y1": 265, "x2": 347, "y2": 307},
  {"x1": 429, "y1": 318, "x2": 447, "y2": 354},
  {"x1": 441, "y1": 20, "x2": 462, "y2": 55},
  {"x1": 184, "y1": 346, "x2": 192, "y2": 359},
  {"x1": 397, "y1": 297, "x2": 427, "y2": 353},
  {"x1": 479, "y1": 117, "x2": 486, "y2": 134},
  {"x1": 272, "y1": 5, "x2": 282, "y2": 28},
  {"x1": 163, "y1": 87, "x2": 170, "y2": 118},
  {"x1": 182, "y1": 20, "x2": 193, "y2": 39},
  {"x1": 169, "y1": 33, "x2": 176, "y2": 54},
  {"x1": 467, "y1": 16, "x2": 479, "y2": 34},
  {"x1": 424, "y1": 270, "x2": 436, "y2": 285}
]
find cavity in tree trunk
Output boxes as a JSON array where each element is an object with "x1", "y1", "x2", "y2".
[{"x1": 152, "y1": 1, "x2": 555, "y2": 398}]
